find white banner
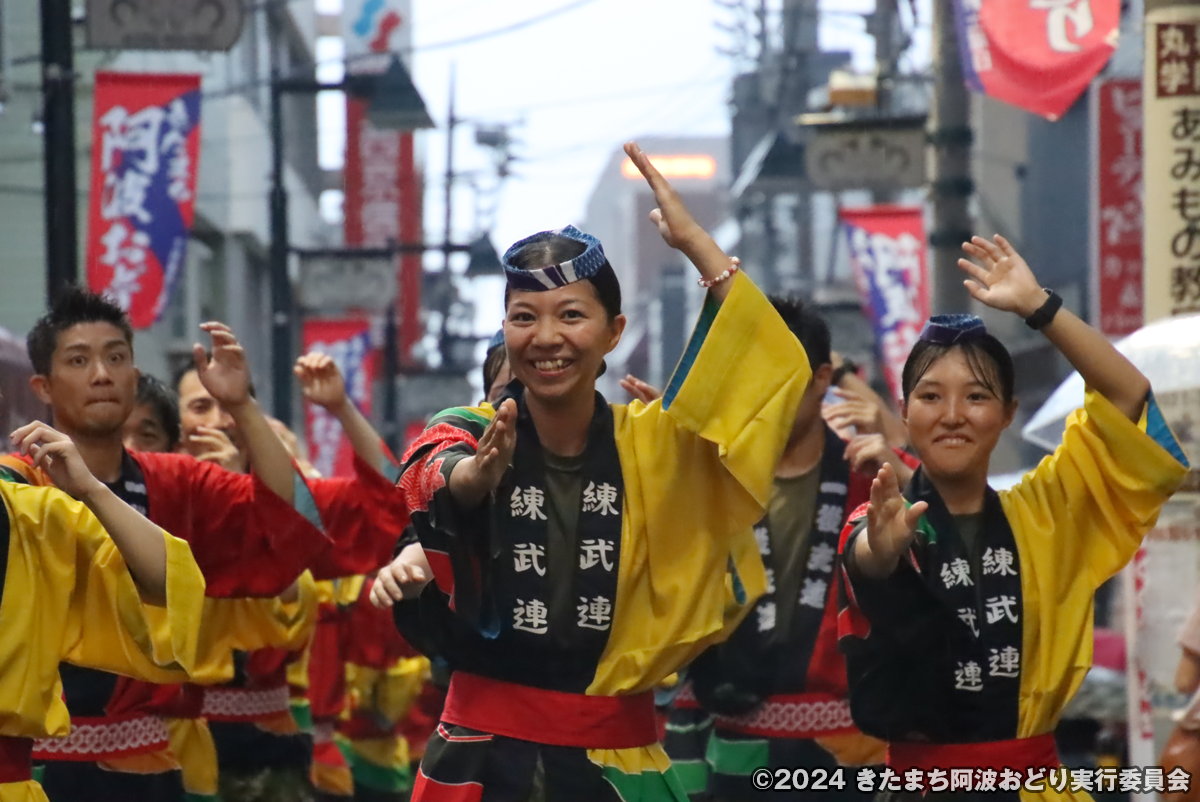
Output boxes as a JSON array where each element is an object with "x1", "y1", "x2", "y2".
[{"x1": 1144, "y1": 6, "x2": 1200, "y2": 323}]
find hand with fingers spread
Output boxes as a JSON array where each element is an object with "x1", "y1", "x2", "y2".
[
  {"x1": 958, "y1": 235, "x2": 1049, "y2": 318},
  {"x1": 855, "y1": 462, "x2": 928, "y2": 579},
  {"x1": 619, "y1": 374, "x2": 662, "y2": 405},
  {"x1": 449, "y1": 399, "x2": 518, "y2": 507},
  {"x1": 195, "y1": 322, "x2": 253, "y2": 411},
  {"x1": 294, "y1": 352, "x2": 348, "y2": 414},
  {"x1": 822, "y1": 387, "x2": 882, "y2": 436},
  {"x1": 186, "y1": 426, "x2": 246, "y2": 473},
  {"x1": 370, "y1": 543, "x2": 433, "y2": 608},
  {"x1": 10, "y1": 421, "x2": 105, "y2": 500}
]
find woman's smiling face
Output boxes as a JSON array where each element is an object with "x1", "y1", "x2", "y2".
[
  {"x1": 503, "y1": 281, "x2": 624, "y2": 405},
  {"x1": 903, "y1": 348, "x2": 1016, "y2": 481}
]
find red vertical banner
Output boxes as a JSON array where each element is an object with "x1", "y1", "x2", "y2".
[
  {"x1": 343, "y1": 98, "x2": 422, "y2": 365},
  {"x1": 86, "y1": 72, "x2": 202, "y2": 329},
  {"x1": 1092, "y1": 79, "x2": 1144, "y2": 337},
  {"x1": 302, "y1": 318, "x2": 377, "y2": 478},
  {"x1": 840, "y1": 206, "x2": 930, "y2": 405}
]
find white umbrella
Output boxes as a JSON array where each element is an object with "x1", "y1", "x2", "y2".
[{"x1": 1022, "y1": 313, "x2": 1200, "y2": 452}]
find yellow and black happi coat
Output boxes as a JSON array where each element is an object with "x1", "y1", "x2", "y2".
[
  {"x1": 837, "y1": 390, "x2": 1190, "y2": 802},
  {"x1": 394, "y1": 272, "x2": 810, "y2": 802}
]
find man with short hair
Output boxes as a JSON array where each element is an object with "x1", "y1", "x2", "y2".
[{"x1": 121, "y1": 373, "x2": 181, "y2": 454}]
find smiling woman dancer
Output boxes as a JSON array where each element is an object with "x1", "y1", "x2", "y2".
[
  {"x1": 837, "y1": 235, "x2": 1190, "y2": 802},
  {"x1": 389, "y1": 142, "x2": 809, "y2": 802}
]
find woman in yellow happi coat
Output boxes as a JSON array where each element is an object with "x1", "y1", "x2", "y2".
[{"x1": 837, "y1": 236, "x2": 1190, "y2": 802}]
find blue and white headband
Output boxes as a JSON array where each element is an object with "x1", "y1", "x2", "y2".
[
  {"x1": 487, "y1": 328, "x2": 505, "y2": 351},
  {"x1": 502, "y1": 225, "x2": 611, "y2": 292},
  {"x1": 919, "y1": 314, "x2": 989, "y2": 345}
]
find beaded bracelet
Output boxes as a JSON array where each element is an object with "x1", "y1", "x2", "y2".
[{"x1": 698, "y1": 257, "x2": 740, "y2": 288}]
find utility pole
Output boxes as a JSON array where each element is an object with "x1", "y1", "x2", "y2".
[
  {"x1": 927, "y1": 0, "x2": 972, "y2": 314},
  {"x1": 869, "y1": 0, "x2": 900, "y2": 206},
  {"x1": 40, "y1": 0, "x2": 78, "y2": 305},
  {"x1": 268, "y1": 13, "x2": 293, "y2": 425},
  {"x1": 443, "y1": 68, "x2": 457, "y2": 272}
]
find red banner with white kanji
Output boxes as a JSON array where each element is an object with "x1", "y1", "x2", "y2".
[
  {"x1": 302, "y1": 318, "x2": 378, "y2": 478},
  {"x1": 840, "y1": 206, "x2": 930, "y2": 406},
  {"x1": 954, "y1": 0, "x2": 1120, "y2": 121},
  {"x1": 86, "y1": 72, "x2": 201, "y2": 329},
  {"x1": 344, "y1": 97, "x2": 422, "y2": 365},
  {"x1": 1092, "y1": 78, "x2": 1143, "y2": 337}
]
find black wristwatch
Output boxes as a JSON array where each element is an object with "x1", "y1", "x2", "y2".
[{"x1": 1024, "y1": 289, "x2": 1062, "y2": 330}]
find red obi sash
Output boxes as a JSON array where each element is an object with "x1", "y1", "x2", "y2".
[
  {"x1": 0, "y1": 737, "x2": 31, "y2": 783},
  {"x1": 32, "y1": 714, "x2": 170, "y2": 762},
  {"x1": 441, "y1": 672, "x2": 658, "y2": 750},
  {"x1": 888, "y1": 733, "x2": 1060, "y2": 774}
]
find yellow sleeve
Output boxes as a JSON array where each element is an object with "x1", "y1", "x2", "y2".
[
  {"x1": 53, "y1": 491, "x2": 206, "y2": 679},
  {"x1": 1001, "y1": 389, "x2": 1189, "y2": 587},
  {"x1": 656, "y1": 271, "x2": 811, "y2": 509},
  {"x1": 345, "y1": 656, "x2": 431, "y2": 726}
]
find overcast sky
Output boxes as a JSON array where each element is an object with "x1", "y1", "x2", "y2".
[{"x1": 313, "y1": 0, "x2": 930, "y2": 345}]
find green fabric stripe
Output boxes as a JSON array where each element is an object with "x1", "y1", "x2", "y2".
[
  {"x1": 705, "y1": 732, "x2": 768, "y2": 777},
  {"x1": 913, "y1": 505, "x2": 938, "y2": 545},
  {"x1": 0, "y1": 465, "x2": 30, "y2": 484},
  {"x1": 665, "y1": 715, "x2": 715, "y2": 735},
  {"x1": 336, "y1": 740, "x2": 413, "y2": 793},
  {"x1": 601, "y1": 765, "x2": 690, "y2": 802},
  {"x1": 294, "y1": 474, "x2": 324, "y2": 532},
  {"x1": 671, "y1": 760, "x2": 710, "y2": 795},
  {"x1": 662, "y1": 292, "x2": 719, "y2": 410},
  {"x1": 428, "y1": 408, "x2": 492, "y2": 437},
  {"x1": 289, "y1": 701, "x2": 313, "y2": 732},
  {"x1": 31, "y1": 765, "x2": 44, "y2": 785}
]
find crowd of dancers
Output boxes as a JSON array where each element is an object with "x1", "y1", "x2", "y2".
[{"x1": 0, "y1": 142, "x2": 1189, "y2": 802}]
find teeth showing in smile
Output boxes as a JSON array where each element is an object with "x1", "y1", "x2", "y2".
[{"x1": 535, "y1": 359, "x2": 568, "y2": 371}]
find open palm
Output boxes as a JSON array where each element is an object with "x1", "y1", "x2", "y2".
[
  {"x1": 195, "y1": 322, "x2": 252, "y2": 408},
  {"x1": 958, "y1": 235, "x2": 1047, "y2": 317}
]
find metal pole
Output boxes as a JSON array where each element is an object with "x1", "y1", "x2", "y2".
[
  {"x1": 40, "y1": 0, "x2": 78, "y2": 305},
  {"x1": 382, "y1": 304, "x2": 400, "y2": 455},
  {"x1": 269, "y1": 61, "x2": 293, "y2": 425},
  {"x1": 928, "y1": 0, "x2": 972, "y2": 314},
  {"x1": 443, "y1": 67, "x2": 456, "y2": 271}
]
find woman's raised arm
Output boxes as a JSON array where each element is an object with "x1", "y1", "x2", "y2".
[
  {"x1": 624, "y1": 141, "x2": 738, "y2": 303},
  {"x1": 959, "y1": 235, "x2": 1150, "y2": 422}
]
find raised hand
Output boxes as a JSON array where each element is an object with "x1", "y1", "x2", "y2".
[
  {"x1": 10, "y1": 421, "x2": 104, "y2": 500},
  {"x1": 822, "y1": 387, "x2": 882, "y2": 436},
  {"x1": 958, "y1": 235, "x2": 1049, "y2": 317},
  {"x1": 845, "y1": 434, "x2": 915, "y2": 488},
  {"x1": 623, "y1": 142, "x2": 706, "y2": 254},
  {"x1": 370, "y1": 544, "x2": 432, "y2": 608},
  {"x1": 194, "y1": 322, "x2": 252, "y2": 410},
  {"x1": 294, "y1": 352, "x2": 348, "y2": 414},
  {"x1": 860, "y1": 462, "x2": 928, "y2": 578},
  {"x1": 449, "y1": 399, "x2": 518, "y2": 506},
  {"x1": 185, "y1": 426, "x2": 246, "y2": 473},
  {"x1": 619, "y1": 374, "x2": 662, "y2": 405}
]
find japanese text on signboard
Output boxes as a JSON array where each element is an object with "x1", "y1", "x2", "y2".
[{"x1": 1158, "y1": 22, "x2": 1200, "y2": 315}]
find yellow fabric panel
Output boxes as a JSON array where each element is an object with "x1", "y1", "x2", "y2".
[
  {"x1": 343, "y1": 734, "x2": 410, "y2": 771},
  {"x1": 345, "y1": 657, "x2": 431, "y2": 726},
  {"x1": 143, "y1": 569, "x2": 319, "y2": 685},
  {"x1": 590, "y1": 273, "x2": 807, "y2": 695},
  {"x1": 0, "y1": 781, "x2": 50, "y2": 802},
  {"x1": 0, "y1": 481, "x2": 203, "y2": 742},
  {"x1": 334, "y1": 575, "x2": 365, "y2": 607},
  {"x1": 166, "y1": 718, "x2": 219, "y2": 797},
  {"x1": 586, "y1": 742, "x2": 674, "y2": 774},
  {"x1": 1002, "y1": 390, "x2": 1188, "y2": 740},
  {"x1": 311, "y1": 760, "x2": 354, "y2": 796}
]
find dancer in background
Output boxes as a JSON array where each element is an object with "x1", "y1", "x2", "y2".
[{"x1": 838, "y1": 236, "x2": 1189, "y2": 799}]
